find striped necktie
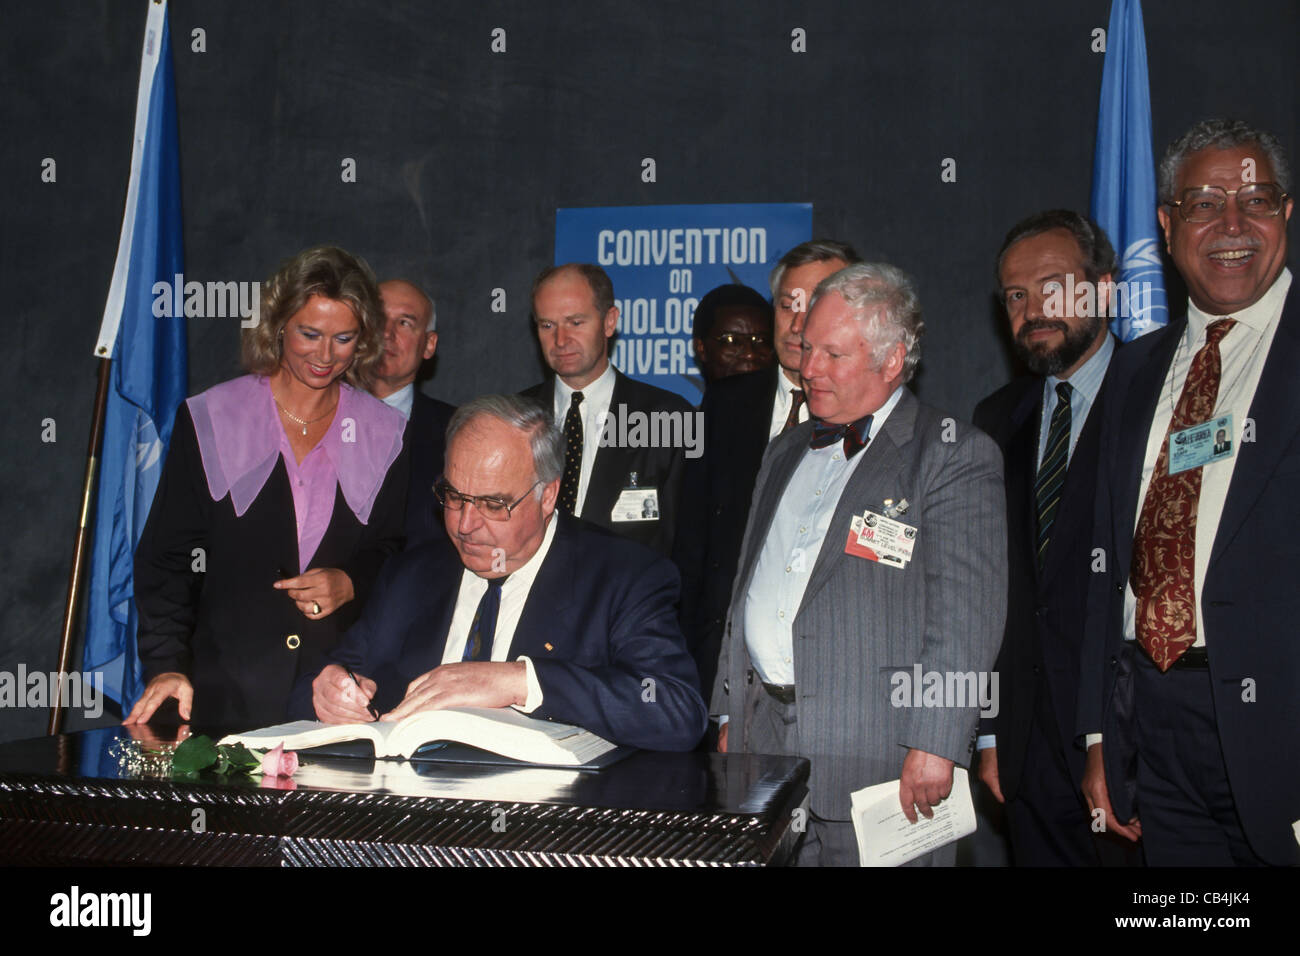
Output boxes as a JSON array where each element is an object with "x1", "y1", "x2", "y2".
[{"x1": 1034, "y1": 382, "x2": 1072, "y2": 569}]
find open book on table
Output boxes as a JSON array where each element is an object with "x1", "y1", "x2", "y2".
[{"x1": 219, "y1": 706, "x2": 623, "y2": 769}]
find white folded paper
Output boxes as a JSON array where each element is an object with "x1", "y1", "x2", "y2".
[{"x1": 850, "y1": 767, "x2": 976, "y2": 866}]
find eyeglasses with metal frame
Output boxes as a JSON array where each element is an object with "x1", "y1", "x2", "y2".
[
  {"x1": 712, "y1": 332, "x2": 773, "y2": 348},
  {"x1": 1167, "y1": 182, "x2": 1290, "y2": 223},
  {"x1": 433, "y1": 478, "x2": 543, "y2": 520}
]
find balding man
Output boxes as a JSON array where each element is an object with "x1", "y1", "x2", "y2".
[
  {"x1": 298, "y1": 394, "x2": 706, "y2": 751},
  {"x1": 523, "y1": 263, "x2": 693, "y2": 557},
  {"x1": 372, "y1": 279, "x2": 455, "y2": 545}
]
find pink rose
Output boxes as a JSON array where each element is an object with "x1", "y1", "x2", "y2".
[
  {"x1": 260, "y1": 743, "x2": 300, "y2": 777},
  {"x1": 259, "y1": 774, "x2": 297, "y2": 791}
]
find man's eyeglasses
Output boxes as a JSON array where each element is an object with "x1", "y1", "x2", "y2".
[
  {"x1": 1168, "y1": 183, "x2": 1290, "y2": 223},
  {"x1": 712, "y1": 332, "x2": 773, "y2": 348},
  {"x1": 433, "y1": 478, "x2": 542, "y2": 520}
]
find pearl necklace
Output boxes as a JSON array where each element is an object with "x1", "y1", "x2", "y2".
[{"x1": 273, "y1": 394, "x2": 338, "y2": 436}]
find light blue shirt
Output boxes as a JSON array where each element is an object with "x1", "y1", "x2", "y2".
[
  {"x1": 381, "y1": 383, "x2": 415, "y2": 420},
  {"x1": 743, "y1": 387, "x2": 905, "y2": 685},
  {"x1": 1036, "y1": 334, "x2": 1114, "y2": 469}
]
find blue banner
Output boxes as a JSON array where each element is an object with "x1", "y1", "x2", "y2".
[
  {"x1": 555, "y1": 202, "x2": 812, "y2": 403},
  {"x1": 83, "y1": 1, "x2": 188, "y2": 710},
  {"x1": 1090, "y1": 0, "x2": 1168, "y2": 341}
]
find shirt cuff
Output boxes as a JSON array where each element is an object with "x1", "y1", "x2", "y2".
[
  {"x1": 512, "y1": 656, "x2": 543, "y2": 714},
  {"x1": 1084, "y1": 733, "x2": 1102, "y2": 749},
  {"x1": 717, "y1": 715, "x2": 729, "y2": 727},
  {"x1": 976, "y1": 734, "x2": 996, "y2": 751}
]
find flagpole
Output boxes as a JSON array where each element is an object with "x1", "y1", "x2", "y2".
[{"x1": 49, "y1": 359, "x2": 113, "y2": 734}]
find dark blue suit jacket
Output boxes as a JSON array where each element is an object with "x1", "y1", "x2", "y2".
[
  {"x1": 1079, "y1": 282, "x2": 1300, "y2": 865},
  {"x1": 673, "y1": 365, "x2": 779, "y2": 694},
  {"x1": 403, "y1": 390, "x2": 456, "y2": 547},
  {"x1": 974, "y1": 358, "x2": 1111, "y2": 800},
  {"x1": 292, "y1": 514, "x2": 708, "y2": 752}
]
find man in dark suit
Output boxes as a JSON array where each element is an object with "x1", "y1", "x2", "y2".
[
  {"x1": 973, "y1": 210, "x2": 1120, "y2": 865},
  {"x1": 674, "y1": 240, "x2": 859, "y2": 695},
  {"x1": 714, "y1": 263, "x2": 1005, "y2": 865},
  {"x1": 522, "y1": 263, "x2": 692, "y2": 557},
  {"x1": 372, "y1": 280, "x2": 455, "y2": 545},
  {"x1": 1080, "y1": 119, "x2": 1299, "y2": 865},
  {"x1": 302, "y1": 394, "x2": 707, "y2": 751}
]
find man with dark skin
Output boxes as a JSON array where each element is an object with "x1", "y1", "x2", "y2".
[{"x1": 691, "y1": 283, "x2": 774, "y2": 382}]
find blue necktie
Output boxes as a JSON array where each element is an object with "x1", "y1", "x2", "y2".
[{"x1": 463, "y1": 576, "x2": 508, "y2": 662}]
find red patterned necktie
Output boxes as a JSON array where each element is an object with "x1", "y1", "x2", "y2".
[
  {"x1": 782, "y1": 388, "x2": 806, "y2": 434},
  {"x1": 1130, "y1": 318, "x2": 1235, "y2": 671}
]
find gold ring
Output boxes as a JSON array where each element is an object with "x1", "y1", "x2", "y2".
[{"x1": 312, "y1": 602, "x2": 321, "y2": 615}]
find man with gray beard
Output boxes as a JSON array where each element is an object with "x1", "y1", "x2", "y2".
[{"x1": 973, "y1": 210, "x2": 1122, "y2": 865}]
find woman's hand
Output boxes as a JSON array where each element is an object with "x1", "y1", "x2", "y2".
[
  {"x1": 274, "y1": 567, "x2": 355, "y2": 619},
  {"x1": 123, "y1": 672, "x2": 194, "y2": 725}
]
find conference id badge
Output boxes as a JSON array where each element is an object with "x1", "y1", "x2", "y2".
[
  {"x1": 856, "y1": 509, "x2": 918, "y2": 564},
  {"x1": 611, "y1": 486, "x2": 660, "y2": 522},
  {"x1": 845, "y1": 514, "x2": 907, "y2": 569},
  {"x1": 1168, "y1": 414, "x2": 1234, "y2": 475}
]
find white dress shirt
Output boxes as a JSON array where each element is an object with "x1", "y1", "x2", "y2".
[
  {"x1": 380, "y1": 382, "x2": 416, "y2": 419},
  {"x1": 768, "y1": 369, "x2": 810, "y2": 441},
  {"x1": 1123, "y1": 268, "x2": 1291, "y2": 650},
  {"x1": 551, "y1": 361, "x2": 617, "y2": 517},
  {"x1": 743, "y1": 386, "x2": 905, "y2": 685},
  {"x1": 440, "y1": 512, "x2": 560, "y2": 712}
]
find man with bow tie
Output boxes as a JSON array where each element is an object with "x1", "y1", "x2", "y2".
[{"x1": 711, "y1": 262, "x2": 1006, "y2": 865}]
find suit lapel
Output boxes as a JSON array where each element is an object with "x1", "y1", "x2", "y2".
[
  {"x1": 748, "y1": 365, "x2": 781, "y2": 444},
  {"x1": 1114, "y1": 324, "x2": 1182, "y2": 568},
  {"x1": 404, "y1": 548, "x2": 462, "y2": 674},
  {"x1": 1212, "y1": 285, "x2": 1300, "y2": 566},
  {"x1": 509, "y1": 517, "x2": 576, "y2": 660},
  {"x1": 799, "y1": 389, "x2": 917, "y2": 612},
  {"x1": 585, "y1": 370, "x2": 630, "y2": 517}
]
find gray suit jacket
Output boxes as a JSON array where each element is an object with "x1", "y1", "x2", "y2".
[{"x1": 711, "y1": 388, "x2": 1007, "y2": 818}]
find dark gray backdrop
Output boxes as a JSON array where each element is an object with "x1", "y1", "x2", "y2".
[{"x1": 1, "y1": 0, "x2": 1296, "y2": 741}]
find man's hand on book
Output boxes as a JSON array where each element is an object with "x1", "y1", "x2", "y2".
[
  {"x1": 313, "y1": 664, "x2": 378, "y2": 724},
  {"x1": 383, "y1": 662, "x2": 527, "y2": 721}
]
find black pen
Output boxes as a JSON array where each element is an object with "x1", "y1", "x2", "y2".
[{"x1": 344, "y1": 667, "x2": 381, "y2": 721}]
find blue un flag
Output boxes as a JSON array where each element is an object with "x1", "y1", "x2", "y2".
[
  {"x1": 1090, "y1": 0, "x2": 1169, "y2": 341},
  {"x1": 83, "y1": 1, "x2": 188, "y2": 711}
]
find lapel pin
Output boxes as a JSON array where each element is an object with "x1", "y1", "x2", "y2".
[
  {"x1": 883, "y1": 498, "x2": 909, "y2": 518},
  {"x1": 544, "y1": 642, "x2": 554, "y2": 652}
]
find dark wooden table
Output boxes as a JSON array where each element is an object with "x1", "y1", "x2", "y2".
[{"x1": 0, "y1": 726, "x2": 808, "y2": 867}]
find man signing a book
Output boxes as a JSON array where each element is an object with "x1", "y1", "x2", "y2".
[{"x1": 293, "y1": 394, "x2": 708, "y2": 751}]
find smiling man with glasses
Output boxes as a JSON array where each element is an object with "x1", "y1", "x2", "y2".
[
  {"x1": 1081, "y1": 118, "x2": 1299, "y2": 865},
  {"x1": 293, "y1": 393, "x2": 707, "y2": 751}
]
